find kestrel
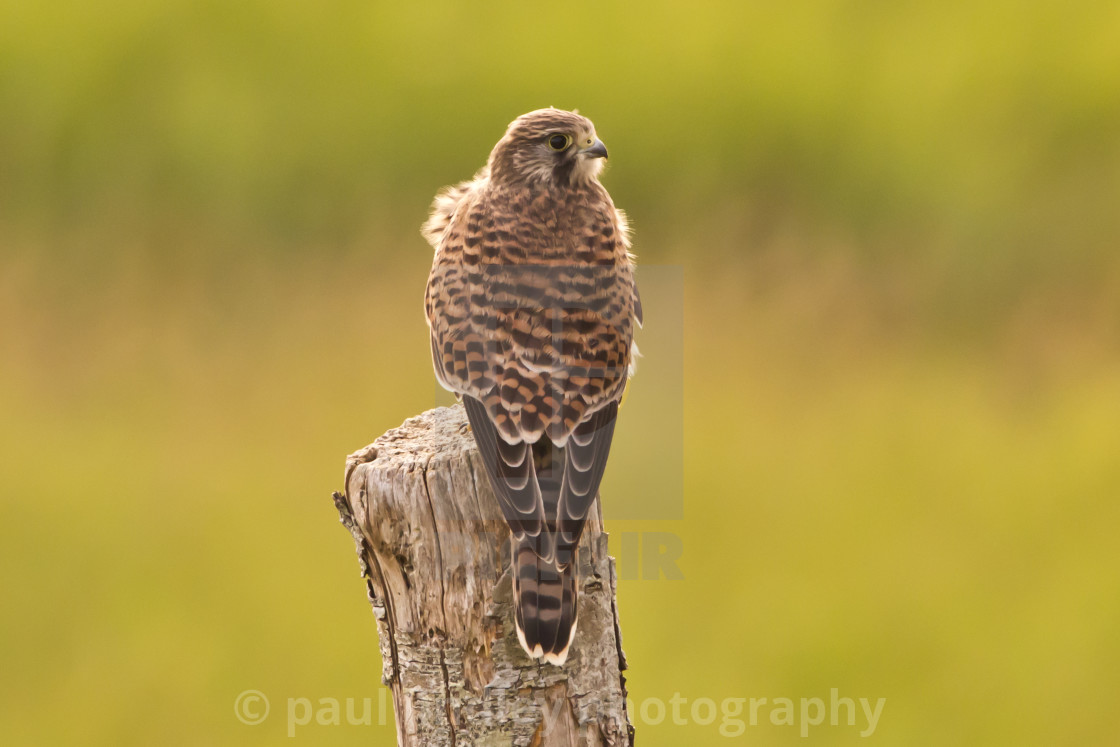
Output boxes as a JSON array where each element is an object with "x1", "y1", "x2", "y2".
[{"x1": 423, "y1": 108, "x2": 641, "y2": 665}]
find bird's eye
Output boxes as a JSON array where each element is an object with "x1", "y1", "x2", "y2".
[{"x1": 547, "y1": 134, "x2": 572, "y2": 151}]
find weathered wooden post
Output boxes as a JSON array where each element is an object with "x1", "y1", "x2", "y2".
[{"x1": 333, "y1": 404, "x2": 633, "y2": 745}]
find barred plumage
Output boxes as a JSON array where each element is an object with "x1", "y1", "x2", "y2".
[{"x1": 423, "y1": 108, "x2": 640, "y2": 665}]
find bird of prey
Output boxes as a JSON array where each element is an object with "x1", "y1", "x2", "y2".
[{"x1": 422, "y1": 108, "x2": 641, "y2": 665}]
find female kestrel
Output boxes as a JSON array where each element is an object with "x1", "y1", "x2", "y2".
[{"x1": 423, "y1": 108, "x2": 640, "y2": 665}]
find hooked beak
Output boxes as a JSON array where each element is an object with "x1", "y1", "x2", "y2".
[{"x1": 580, "y1": 138, "x2": 609, "y2": 159}]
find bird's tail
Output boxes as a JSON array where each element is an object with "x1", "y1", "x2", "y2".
[{"x1": 512, "y1": 536, "x2": 578, "y2": 666}]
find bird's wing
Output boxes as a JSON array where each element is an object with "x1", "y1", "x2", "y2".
[
  {"x1": 463, "y1": 394, "x2": 550, "y2": 554},
  {"x1": 426, "y1": 182, "x2": 634, "y2": 566},
  {"x1": 554, "y1": 400, "x2": 618, "y2": 565}
]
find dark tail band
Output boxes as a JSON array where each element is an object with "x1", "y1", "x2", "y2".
[{"x1": 511, "y1": 536, "x2": 578, "y2": 665}]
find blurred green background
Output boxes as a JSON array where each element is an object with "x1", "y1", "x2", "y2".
[{"x1": 2, "y1": 1, "x2": 1119, "y2": 744}]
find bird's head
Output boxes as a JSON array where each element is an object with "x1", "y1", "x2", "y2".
[{"x1": 488, "y1": 108, "x2": 609, "y2": 187}]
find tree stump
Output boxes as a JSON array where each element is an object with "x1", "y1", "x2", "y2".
[{"x1": 333, "y1": 404, "x2": 633, "y2": 746}]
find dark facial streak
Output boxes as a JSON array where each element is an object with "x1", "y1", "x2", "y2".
[{"x1": 551, "y1": 146, "x2": 577, "y2": 185}]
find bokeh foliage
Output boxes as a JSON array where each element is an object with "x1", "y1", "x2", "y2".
[{"x1": 2, "y1": 1, "x2": 1118, "y2": 744}]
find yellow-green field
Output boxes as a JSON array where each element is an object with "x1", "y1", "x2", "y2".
[{"x1": 2, "y1": 2, "x2": 1118, "y2": 744}]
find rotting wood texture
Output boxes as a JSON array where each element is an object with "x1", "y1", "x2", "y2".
[{"x1": 333, "y1": 404, "x2": 633, "y2": 746}]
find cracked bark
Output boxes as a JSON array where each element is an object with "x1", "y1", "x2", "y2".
[{"x1": 333, "y1": 404, "x2": 634, "y2": 746}]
